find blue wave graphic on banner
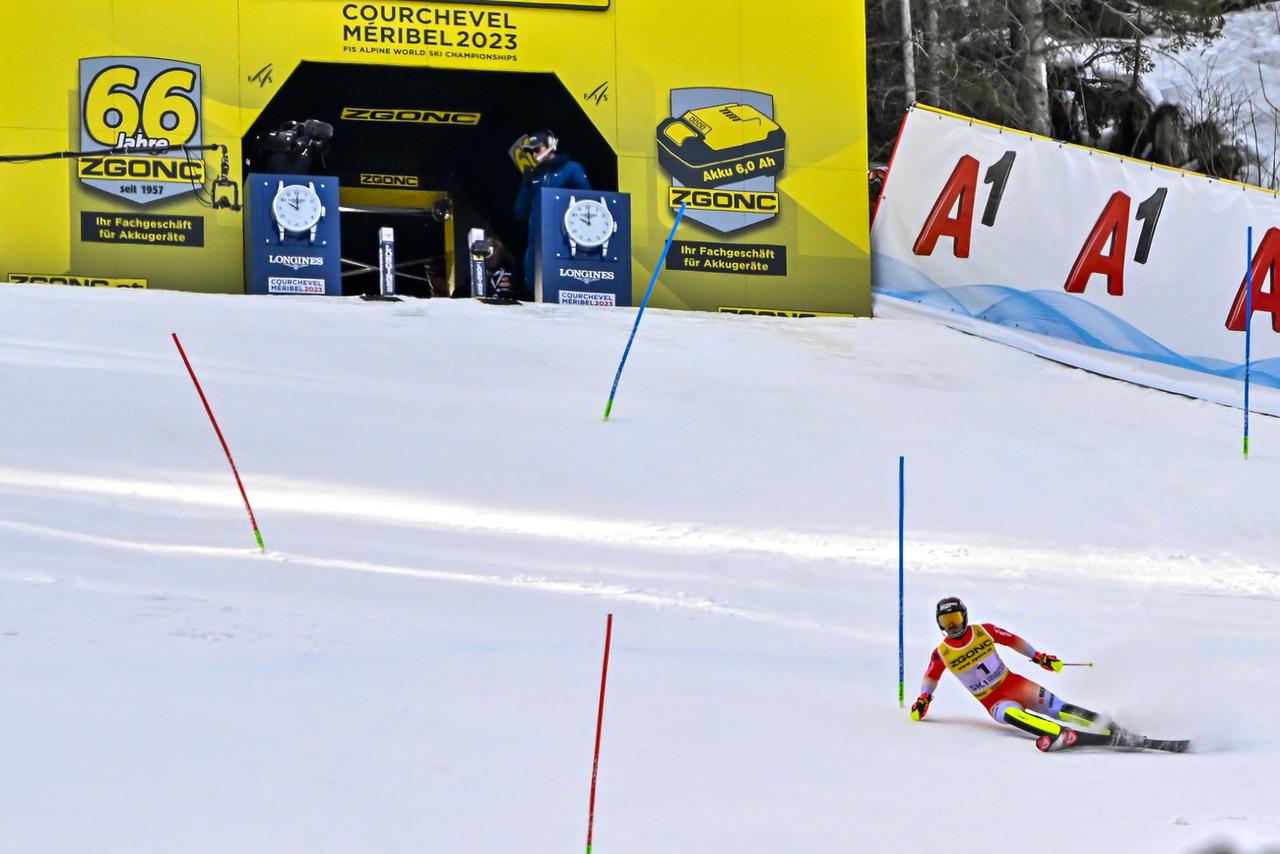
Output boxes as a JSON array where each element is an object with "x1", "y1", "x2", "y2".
[{"x1": 871, "y1": 253, "x2": 1280, "y2": 388}]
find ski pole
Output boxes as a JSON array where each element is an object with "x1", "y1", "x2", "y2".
[
  {"x1": 897, "y1": 455, "x2": 904, "y2": 708},
  {"x1": 585, "y1": 613, "x2": 613, "y2": 854},
  {"x1": 603, "y1": 203, "x2": 686, "y2": 420},
  {"x1": 172, "y1": 332, "x2": 265, "y2": 551},
  {"x1": 1244, "y1": 225, "x2": 1253, "y2": 458},
  {"x1": 1062, "y1": 662, "x2": 1094, "y2": 667}
]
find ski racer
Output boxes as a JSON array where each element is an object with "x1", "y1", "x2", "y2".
[{"x1": 909, "y1": 597, "x2": 1165, "y2": 751}]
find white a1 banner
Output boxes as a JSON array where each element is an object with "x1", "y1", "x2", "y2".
[{"x1": 871, "y1": 105, "x2": 1280, "y2": 415}]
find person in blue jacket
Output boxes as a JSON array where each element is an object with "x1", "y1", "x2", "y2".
[{"x1": 513, "y1": 130, "x2": 591, "y2": 297}]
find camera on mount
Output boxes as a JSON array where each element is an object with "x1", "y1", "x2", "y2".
[
  {"x1": 467, "y1": 230, "x2": 516, "y2": 302},
  {"x1": 430, "y1": 197, "x2": 453, "y2": 223},
  {"x1": 254, "y1": 118, "x2": 334, "y2": 174},
  {"x1": 211, "y1": 145, "x2": 242, "y2": 210}
]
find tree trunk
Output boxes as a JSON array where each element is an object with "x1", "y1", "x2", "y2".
[
  {"x1": 1010, "y1": 0, "x2": 1050, "y2": 136},
  {"x1": 1129, "y1": 5, "x2": 1143, "y2": 93},
  {"x1": 900, "y1": 0, "x2": 916, "y2": 105},
  {"x1": 922, "y1": 1, "x2": 939, "y2": 107}
]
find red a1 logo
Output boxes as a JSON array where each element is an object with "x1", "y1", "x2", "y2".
[
  {"x1": 1062, "y1": 189, "x2": 1166, "y2": 295},
  {"x1": 912, "y1": 152, "x2": 1015, "y2": 258},
  {"x1": 1226, "y1": 226, "x2": 1280, "y2": 332},
  {"x1": 912, "y1": 152, "x2": 1168, "y2": 299},
  {"x1": 913, "y1": 150, "x2": 1276, "y2": 335}
]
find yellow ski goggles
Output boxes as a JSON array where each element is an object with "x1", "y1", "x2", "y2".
[{"x1": 938, "y1": 611, "x2": 967, "y2": 631}]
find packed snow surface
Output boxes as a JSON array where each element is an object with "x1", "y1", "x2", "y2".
[{"x1": 1, "y1": 284, "x2": 1277, "y2": 853}]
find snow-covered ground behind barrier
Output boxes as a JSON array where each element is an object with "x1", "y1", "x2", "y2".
[
  {"x1": 1067, "y1": 3, "x2": 1280, "y2": 188},
  {"x1": 1147, "y1": 3, "x2": 1280, "y2": 187},
  {"x1": 1, "y1": 284, "x2": 1278, "y2": 853}
]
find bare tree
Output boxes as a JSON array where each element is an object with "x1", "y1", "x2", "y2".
[
  {"x1": 900, "y1": 0, "x2": 917, "y2": 104},
  {"x1": 922, "y1": 2, "x2": 941, "y2": 106},
  {"x1": 866, "y1": 0, "x2": 1225, "y2": 161},
  {"x1": 1010, "y1": 0, "x2": 1051, "y2": 135}
]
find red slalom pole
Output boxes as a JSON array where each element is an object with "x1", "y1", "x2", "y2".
[
  {"x1": 171, "y1": 333, "x2": 265, "y2": 551},
  {"x1": 586, "y1": 613, "x2": 613, "y2": 854}
]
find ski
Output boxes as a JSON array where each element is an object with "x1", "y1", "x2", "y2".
[
  {"x1": 1036, "y1": 727, "x2": 1189, "y2": 753},
  {"x1": 1140, "y1": 737, "x2": 1190, "y2": 753}
]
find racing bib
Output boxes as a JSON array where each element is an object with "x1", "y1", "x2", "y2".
[{"x1": 938, "y1": 624, "x2": 1008, "y2": 698}]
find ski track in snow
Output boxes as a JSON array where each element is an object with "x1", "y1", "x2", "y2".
[
  {"x1": 4, "y1": 460, "x2": 1277, "y2": 636},
  {"x1": 0, "y1": 518, "x2": 871, "y2": 639}
]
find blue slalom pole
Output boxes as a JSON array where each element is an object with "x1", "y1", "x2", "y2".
[
  {"x1": 1245, "y1": 226, "x2": 1253, "y2": 459},
  {"x1": 898, "y1": 455, "x2": 905, "y2": 708},
  {"x1": 603, "y1": 203, "x2": 686, "y2": 420}
]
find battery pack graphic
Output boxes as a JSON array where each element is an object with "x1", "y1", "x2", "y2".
[{"x1": 657, "y1": 102, "x2": 786, "y2": 189}]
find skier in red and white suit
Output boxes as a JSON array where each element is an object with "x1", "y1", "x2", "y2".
[{"x1": 910, "y1": 596, "x2": 1111, "y2": 744}]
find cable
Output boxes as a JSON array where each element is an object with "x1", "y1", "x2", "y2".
[
  {"x1": 182, "y1": 145, "x2": 215, "y2": 208},
  {"x1": 0, "y1": 141, "x2": 221, "y2": 164},
  {"x1": 0, "y1": 142, "x2": 241, "y2": 210}
]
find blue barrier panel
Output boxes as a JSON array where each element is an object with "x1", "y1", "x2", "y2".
[
  {"x1": 244, "y1": 173, "x2": 342, "y2": 296},
  {"x1": 538, "y1": 190, "x2": 632, "y2": 307}
]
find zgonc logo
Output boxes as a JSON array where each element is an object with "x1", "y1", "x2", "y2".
[
  {"x1": 8, "y1": 273, "x2": 147, "y2": 288},
  {"x1": 78, "y1": 56, "x2": 205, "y2": 204}
]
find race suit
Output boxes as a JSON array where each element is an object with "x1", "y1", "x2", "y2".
[{"x1": 919, "y1": 623, "x2": 1075, "y2": 728}]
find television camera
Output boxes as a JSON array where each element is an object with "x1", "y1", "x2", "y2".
[{"x1": 253, "y1": 119, "x2": 334, "y2": 174}]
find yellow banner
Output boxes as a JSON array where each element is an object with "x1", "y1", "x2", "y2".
[
  {"x1": 8, "y1": 273, "x2": 148, "y2": 288},
  {"x1": 719, "y1": 307, "x2": 853, "y2": 318},
  {"x1": 0, "y1": 0, "x2": 868, "y2": 311},
  {"x1": 480, "y1": 0, "x2": 609, "y2": 7}
]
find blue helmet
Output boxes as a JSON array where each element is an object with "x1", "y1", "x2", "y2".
[{"x1": 521, "y1": 129, "x2": 558, "y2": 154}]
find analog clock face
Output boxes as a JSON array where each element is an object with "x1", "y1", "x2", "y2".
[
  {"x1": 272, "y1": 184, "x2": 323, "y2": 232},
  {"x1": 564, "y1": 199, "x2": 613, "y2": 247}
]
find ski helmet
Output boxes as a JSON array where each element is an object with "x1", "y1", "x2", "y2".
[
  {"x1": 936, "y1": 597, "x2": 968, "y2": 638},
  {"x1": 521, "y1": 129, "x2": 558, "y2": 162}
]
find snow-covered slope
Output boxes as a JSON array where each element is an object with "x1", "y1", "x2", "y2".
[{"x1": 1, "y1": 283, "x2": 1277, "y2": 853}]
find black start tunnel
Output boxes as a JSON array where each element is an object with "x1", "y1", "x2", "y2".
[{"x1": 243, "y1": 61, "x2": 617, "y2": 297}]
